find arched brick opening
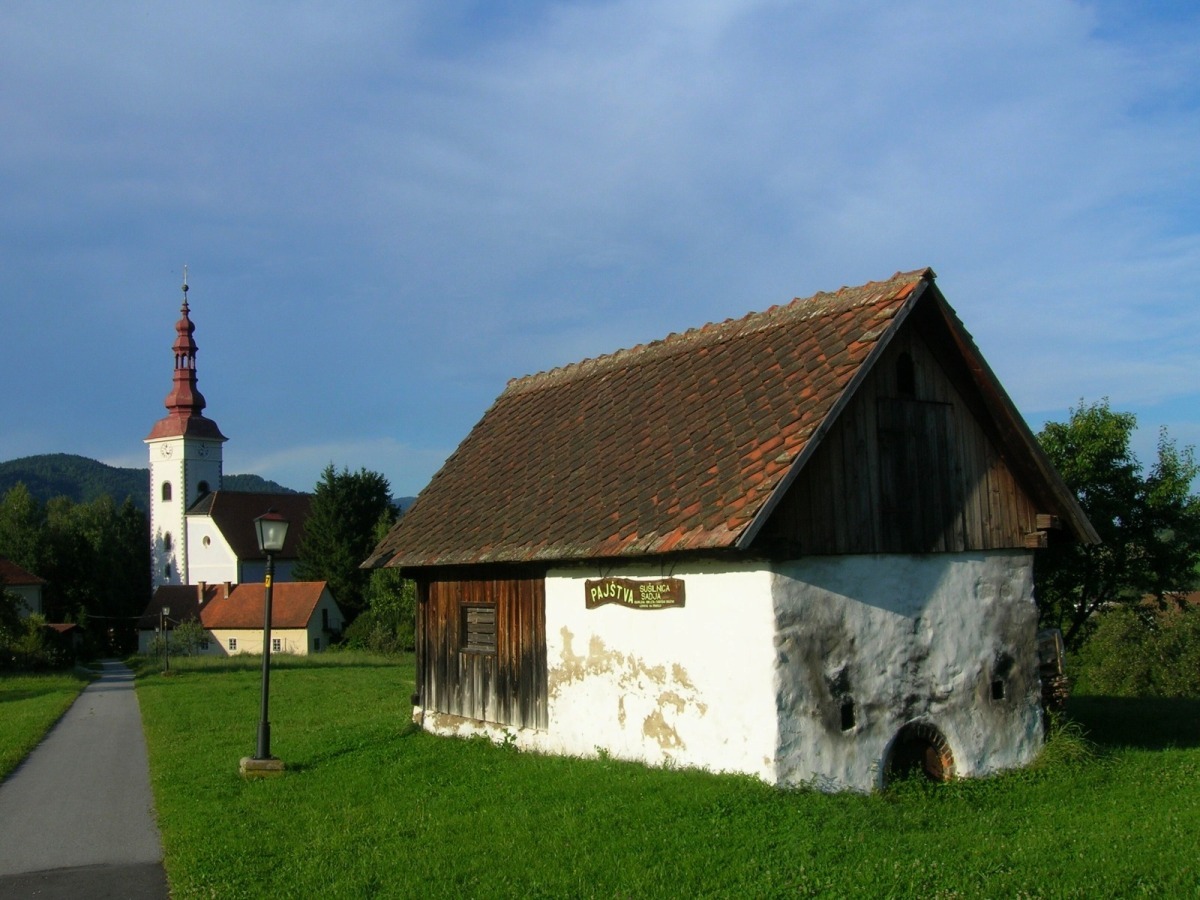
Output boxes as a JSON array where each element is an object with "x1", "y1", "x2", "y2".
[{"x1": 883, "y1": 721, "x2": 956, "y2": 785}]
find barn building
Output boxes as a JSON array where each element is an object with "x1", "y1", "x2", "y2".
[{"x1": 365, "y1": 268, "x2": 1096, "y2": 791}]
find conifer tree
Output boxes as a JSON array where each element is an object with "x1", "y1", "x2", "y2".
[{"x1": 295, "y1": 465, "x2": 395, "y2": 620}]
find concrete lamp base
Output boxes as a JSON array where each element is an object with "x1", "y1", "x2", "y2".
[{"x1": 239, "y1": 756, "x2": 285, "y2": 778}]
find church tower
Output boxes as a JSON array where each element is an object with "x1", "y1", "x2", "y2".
[{"x1": 145, "y1": 271, "x2": 227, "y2": 590}]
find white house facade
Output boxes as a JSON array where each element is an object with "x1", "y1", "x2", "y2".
[{"x1": 0, "y1": 557, "x2": 45, "y2": 618}]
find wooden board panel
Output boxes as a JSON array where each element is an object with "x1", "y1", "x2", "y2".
[
  {"x1": 758, "y1": 320, "x2": 1040, "y2": 555},
  {"x1": 418, "y1": 569, "x2": 547, "y2": 730}
]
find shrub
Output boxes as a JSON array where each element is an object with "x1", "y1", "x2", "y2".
[
  {"x1": 1072, "y1": 604, "x2": 1200, "y2": 697},
  {"x1": 340, "y1": 605, "x2": 414, "y2": 655},
  {"x1": 341, "y1": 576, "x2": 416, "y2": 655},
  {"x1": 0, "y1": 613, "x2": 69, "y2": 671},
  {"x1": 170, "y1": 619, "x2": 208, "y2": 656}
]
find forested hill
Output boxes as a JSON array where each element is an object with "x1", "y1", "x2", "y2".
[{"x1": 0, "y1": 453, "x2": 298, "y2": 513}]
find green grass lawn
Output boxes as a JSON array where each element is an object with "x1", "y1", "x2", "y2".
[
  {"x1": 136, "y1": 654, "x2": 1200, "y2": 898},
  {"x1": 0, "y1": 670, "x2": 91, "y2": 780}
]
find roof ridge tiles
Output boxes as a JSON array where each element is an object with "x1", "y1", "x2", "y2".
[{"x1": 503, "y1": 268, "x2": 931, "y2": 397}]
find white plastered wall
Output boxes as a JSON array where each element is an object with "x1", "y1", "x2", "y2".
[
  {"x1": 419, "y1": 551, "x2": 1043, "y2": 793},
  {"x1": 771, "y1": 550, "x2": 1043, "y2": 792},
  {"x1": 10, "y1": 584, "x2": 43, "y2": 618},
  {"x1": 185, "y1": 516, "x2": 238, "y2": 585},
  {"x1": 531, "y1": 561, "x2": 779, "y2": 780}
]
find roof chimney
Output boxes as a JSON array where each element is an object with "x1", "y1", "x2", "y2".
[
  {"x1": 224, "y1": 581, "x2": 232, "y2": 599},
  {"x1": 197, "y1": 581, "x2": 207, "y2": 605}
]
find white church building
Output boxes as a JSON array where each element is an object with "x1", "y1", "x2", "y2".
[
  {"x1": 138, "y1": 276, "x2": 338, "y2": 653},
  {"x1": 143, "y1": 277, "x2": 310, "y2": 589}
]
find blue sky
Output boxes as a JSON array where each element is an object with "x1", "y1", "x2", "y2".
[{"x1": 1, "y1": 1, "x2": 1197, "y2": 497}]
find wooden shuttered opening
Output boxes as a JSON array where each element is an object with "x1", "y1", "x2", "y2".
[
  {"x1": 876, "y1": 397, "x2": 967, "y2": 553},
  {"x1": 462, "y1": 605, "x2": 497, "y2": 653},
  {"x1": 418, "y1": 569, "x2": 547, "y2": 730}
]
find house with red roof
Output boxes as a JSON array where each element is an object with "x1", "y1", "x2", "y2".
[
  {"x1": 0, "y1": 556, "x2": 46, "y2": 617},
  {"x1": 137, "y1": 580, "x2": 344, "y2": 656},
  {"x1": 365, "y1": 268, "x2": 1097, "y2": 792}
]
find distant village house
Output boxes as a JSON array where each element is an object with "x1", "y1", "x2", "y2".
[
  {"x1": 0, "y1": 557, "x2": 46, "y2": 617},
  {"x1": 138, "y1": 581, "x2": 344, "y2": 656}
]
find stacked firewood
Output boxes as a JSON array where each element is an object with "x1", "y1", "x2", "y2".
[{"x1": 1040, "y1": 671, "x2": 1070, "y2": 713}]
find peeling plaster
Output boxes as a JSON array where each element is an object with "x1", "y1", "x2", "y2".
[
  {"x1": 643, "y1": 709, "x2": 685, "y2": 750},
  {"x1": 552, "y1": 628, "x2": 675, "y2": 698},
  {"x1": 539, "y1": 564, "x2": 778, "y2": 778},
  {"x1": 552, "y1": 627, "x2": 705, "y2": 760}
]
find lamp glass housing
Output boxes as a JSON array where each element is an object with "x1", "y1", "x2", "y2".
[{"x1": 255, "y1": 512, "x2": 289, "y2": 554}]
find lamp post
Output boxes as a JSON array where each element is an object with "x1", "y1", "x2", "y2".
[
  {"x1": 161, "y1": 606, "x2": 170, "y2": 672},
  {"x1": 242, "y1": 509, "x2": 288, "y2": 775}
]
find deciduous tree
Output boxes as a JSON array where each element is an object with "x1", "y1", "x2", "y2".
[
  {"x1": 0, "y1": 485, "x2": 149, "y2": 650},
  {"x1": 1035, "y1": 400, "x2": 1200, "y2": 648}
]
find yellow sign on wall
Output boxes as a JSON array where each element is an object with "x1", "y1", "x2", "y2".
[{"x1": 585, "y1": 577, "x2": 686, "y2": 610}]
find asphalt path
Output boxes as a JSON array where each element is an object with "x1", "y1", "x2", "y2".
[{"x1": 0, "y1": 660, "x2": 168, "y2": 899}]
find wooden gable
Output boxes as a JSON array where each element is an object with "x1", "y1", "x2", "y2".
[{"x1": 757, "y1": 297, "x2": 1046, "y2": 555}]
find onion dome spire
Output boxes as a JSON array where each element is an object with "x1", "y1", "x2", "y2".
[{"x1": 145, "y1": 267, "x2": 228, "y2": 441}]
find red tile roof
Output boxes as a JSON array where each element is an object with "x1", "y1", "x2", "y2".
[
  {"x1": 199, "y1": 582, "x2": 330, "y2": 630},
  {"x1": 371, "y1": 269, "x2": 942, "y2": 568},
  {"x1": 0, "y1": 557, "x2": 46, "y2": 586},
  {"x1": 142, "y1": 581, "x2": 330, "y2": 630},
  {"x1": 140, "y1": 584, "x2": 212, "y2": 630},
  {"x1": 187, "y1": 491, "x2": 312, "y2": 560}
]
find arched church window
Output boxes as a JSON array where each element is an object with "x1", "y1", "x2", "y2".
[
  {"x1": 197, "y1": 481, "x2": 210, "y2": 496},
  {"x1": 161, "y1": 481, "x2": 173, "y2": 502},
  {"x1": 163, "y1": 532, "x2": 172, "y2": 551}
]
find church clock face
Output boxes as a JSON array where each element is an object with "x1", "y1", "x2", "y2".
[
  {"x1": 160, "y1": 443, "x2": 173, "y2": 458},
  {"x1": 198, "y1": 443, "x2": 210, "y2": 458}
]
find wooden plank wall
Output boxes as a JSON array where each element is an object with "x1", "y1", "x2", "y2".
[
  {"x1": 418, "y1": 569, "x2": 548, "y2": 729},
  {"x1": 761, "y1": 322, "x2": 1039, "y2": 555}
]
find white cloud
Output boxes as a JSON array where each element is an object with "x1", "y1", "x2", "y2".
[{"x1": 2, "y1": 0, "x2": 1198, "y2": 487}]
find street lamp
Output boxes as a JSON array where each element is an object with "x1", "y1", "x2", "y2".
[
  {"x1": 161, "y1": 606, "x2": 170, "y2": 672},
  {"x1": 241, "y1": 509, "x2": 288, "y2": 776}
]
